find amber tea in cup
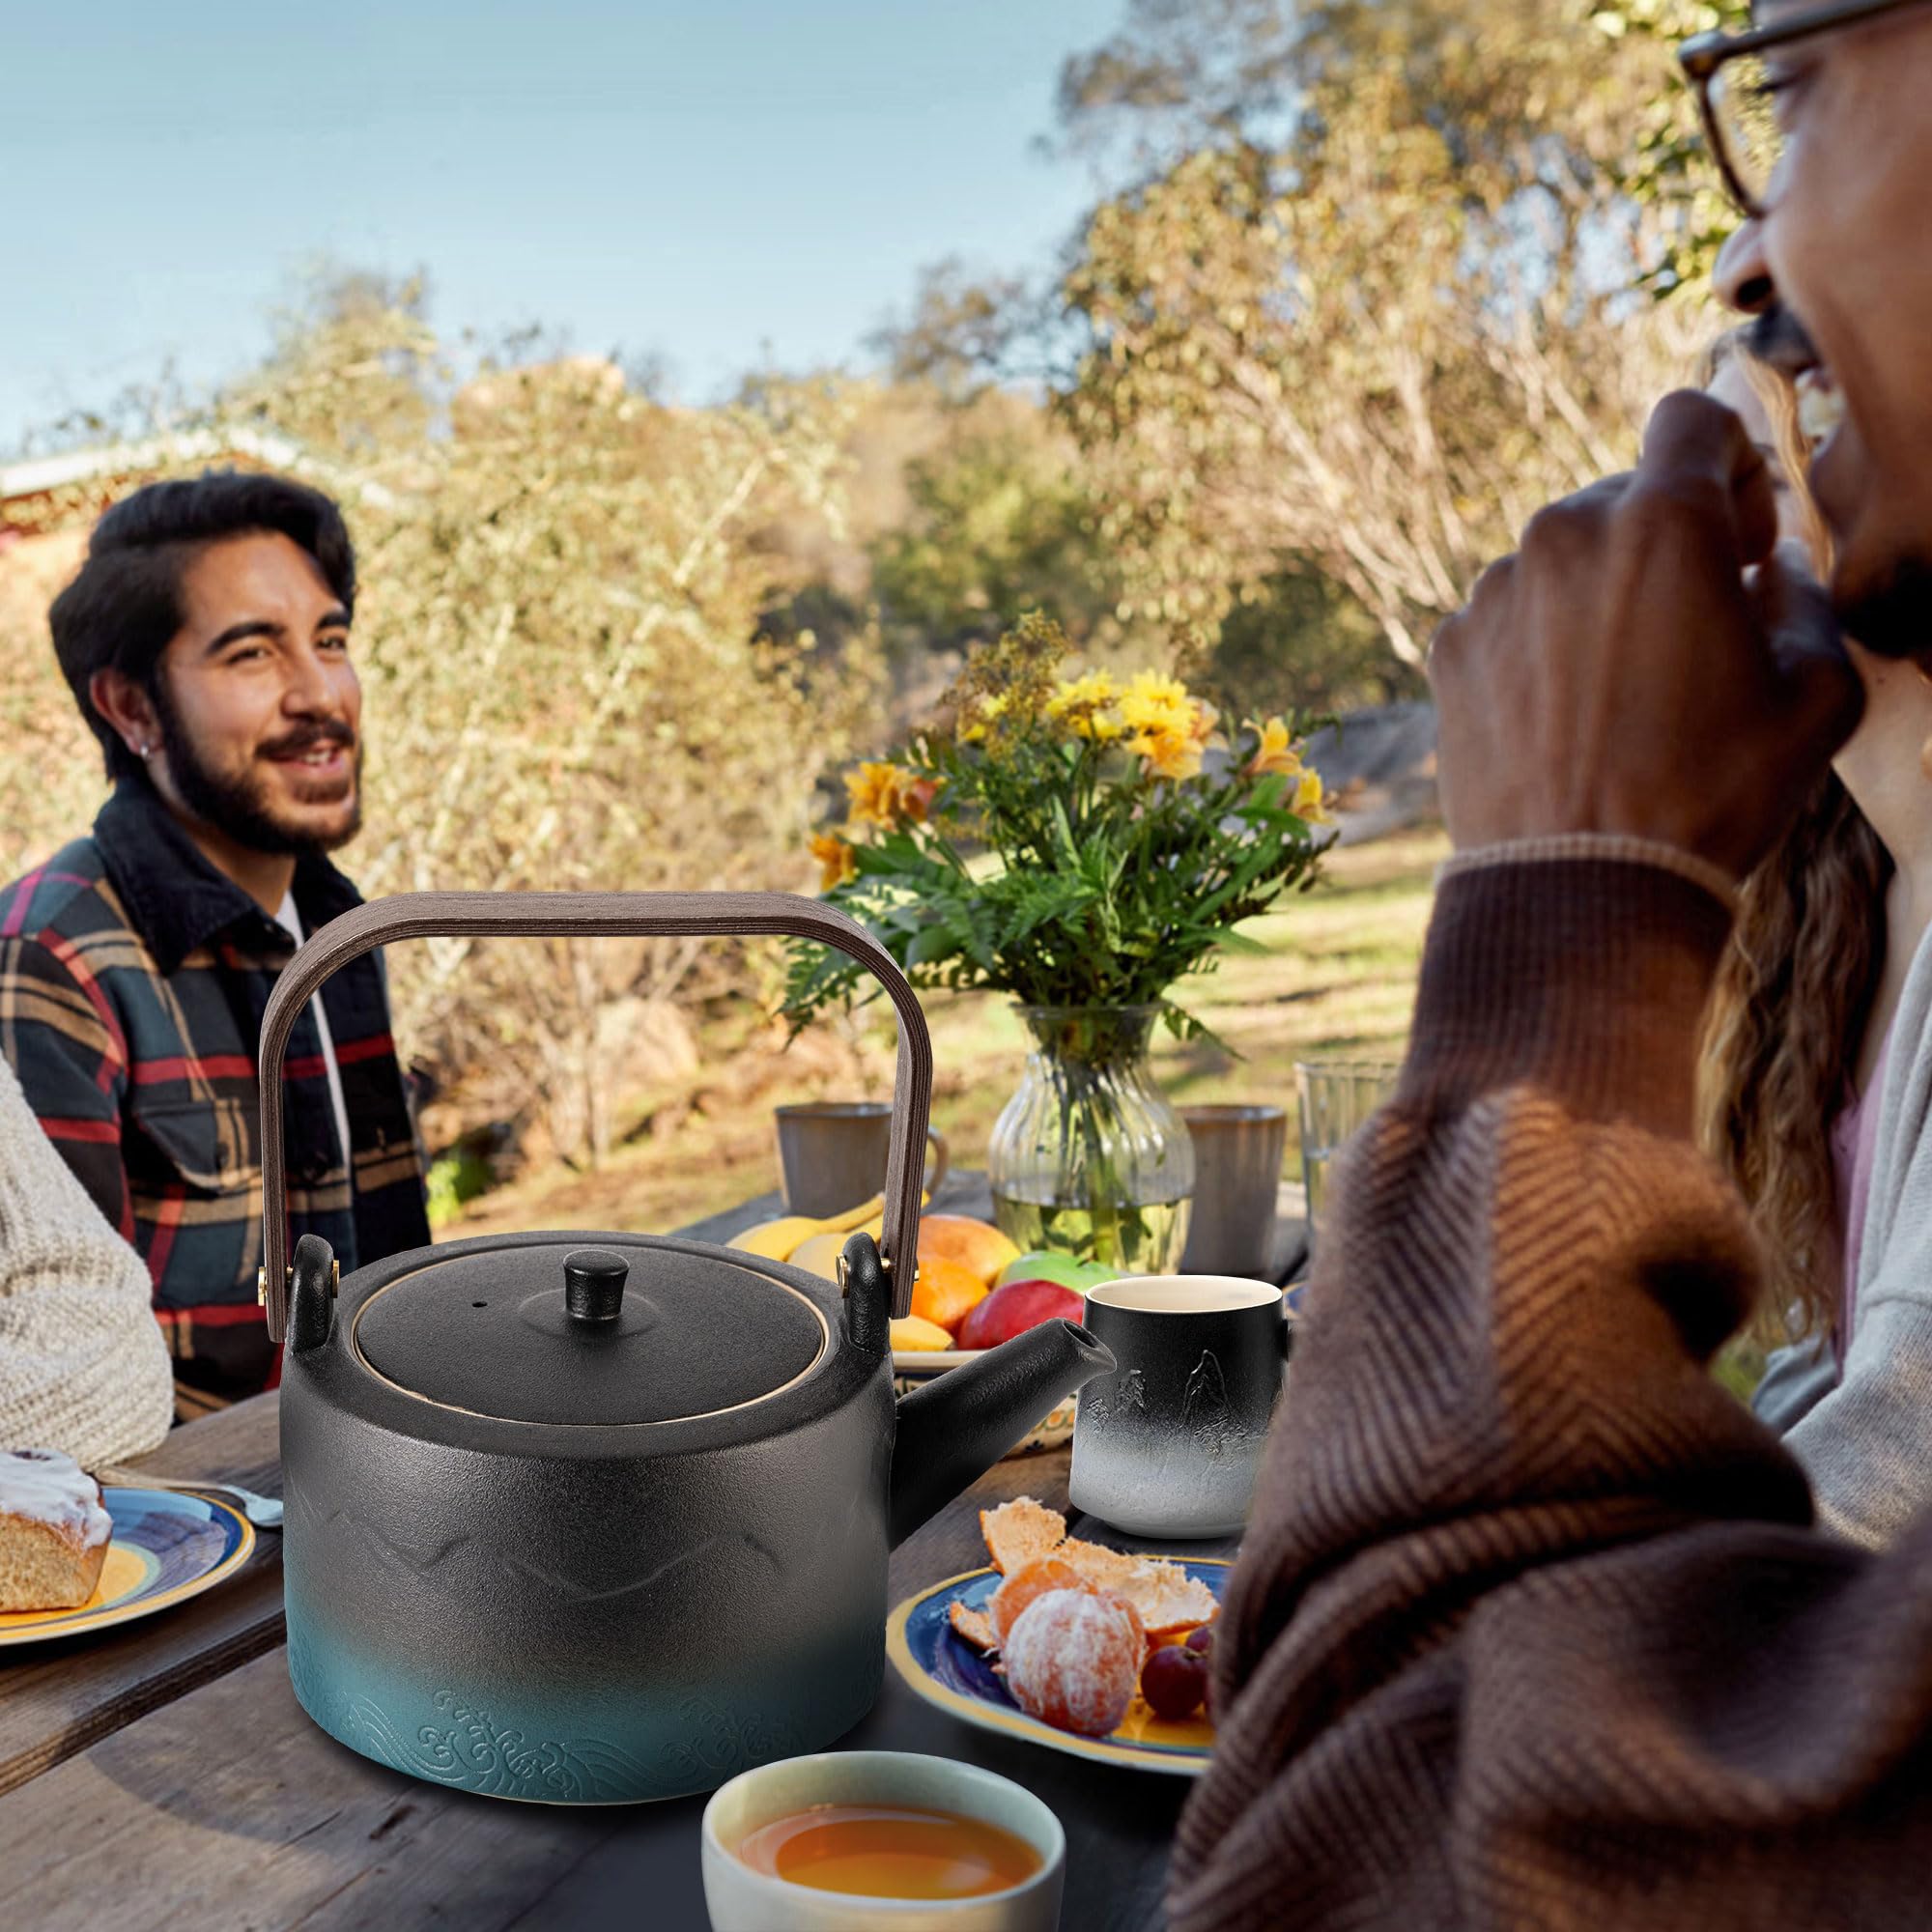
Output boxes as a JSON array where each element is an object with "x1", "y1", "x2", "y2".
[
  {"x1": 735, "y1": 1803, "x2": 1043, "y2": 1901},
  {"x1": 701, "y1": 1750, "x2": 1066, "y2": 1930}
]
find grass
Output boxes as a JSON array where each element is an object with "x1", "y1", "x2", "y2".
[{"x1": 441, "y1": 823, "x2": 1448, "y2": 1239}]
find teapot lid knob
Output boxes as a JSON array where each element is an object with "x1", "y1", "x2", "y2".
[{"x1": 563, "y1": 1248, "x2": 628, "y2": 1324}]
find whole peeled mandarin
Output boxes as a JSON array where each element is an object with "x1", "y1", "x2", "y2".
[{"x1": 1004, "y1": 1588, "x2": 1144, "y2": 1737}]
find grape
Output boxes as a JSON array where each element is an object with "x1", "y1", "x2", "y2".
[
  {"x1": 1140, "y1": 1642, "x2": 1208, "y2": 1720},
  {"x1": 1184, "y1": 1624, "x2": 1215, "y2": 1659}
]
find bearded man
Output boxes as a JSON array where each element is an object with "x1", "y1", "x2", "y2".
[{"x1": 0, "y1": 472, "x2": 429, "y2": 1411}]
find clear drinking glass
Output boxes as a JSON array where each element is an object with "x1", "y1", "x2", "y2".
[{"x1": 1293, "y1": 1061, "x2": 1400, "y2": 1235}]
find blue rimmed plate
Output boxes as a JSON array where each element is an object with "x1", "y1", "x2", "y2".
[
  {"x1": 0, "y1": 1487, "x2": 255, "y2": 1647},
  {"x1": 887, "y1": 1558, "x2": 1227, "y2": 1776}
]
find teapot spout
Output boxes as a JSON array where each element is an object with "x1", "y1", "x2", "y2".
[{"x1": 889, "y1": 1320, "x2": 1115, "y2": 1548}]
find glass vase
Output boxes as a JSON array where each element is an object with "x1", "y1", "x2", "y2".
[{"x1": 986, "y1": 1005, "x2": 1195, "y2": 1275}]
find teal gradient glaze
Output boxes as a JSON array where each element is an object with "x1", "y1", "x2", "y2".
[{"x1": 285, "y1": 1582, "x2": 883, "y2": 1805}]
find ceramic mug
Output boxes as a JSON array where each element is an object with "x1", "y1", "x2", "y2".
[
  {"x1": 701, "y1": 1750, "x2": 1065, "y2": 1931},
  {"x1": 776, "y1": 1103, "x2": 951, "y2": 1218},
  {"x1": 1068, "y1": 1275, "x2": 1289, "y2": 1539}
]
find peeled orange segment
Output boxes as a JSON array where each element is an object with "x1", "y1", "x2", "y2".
[{"x1": 949, "y1": 1602, "x2": 998, "y2": 1653}]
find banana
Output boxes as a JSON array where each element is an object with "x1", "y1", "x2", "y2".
[
  {"x1": 823, "y1": 1193, "x2": 887, "y2": 1234},
  {"x1": 726, "y1": 1192, "x2": 887, "y2": 1263},
  {"x1": 785, "y1": 1231, "x2": 847, "y2": 1281},
  {"x1": 727, "y1": 1216, "x2": 825, "y2": 1261},
  {"x1": 726, "y1": 1190, "x2": 929, "y2": 1264}
]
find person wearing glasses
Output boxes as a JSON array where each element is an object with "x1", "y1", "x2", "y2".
[{"x1": 1169, "y1": 5, "x2": 1932, "y2": 1929}]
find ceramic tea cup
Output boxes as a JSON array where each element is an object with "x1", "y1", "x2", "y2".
[
  {"x1": 1068, "y1": 1274, "x2": 1289, "y2": 1539},
  {"x1": 701, "y1": 1750, "x2": 1065, "y2": 1931}
]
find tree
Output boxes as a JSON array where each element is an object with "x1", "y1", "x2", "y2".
[
  {"x1": 1056, "y1": 0, "x2": 1713, "y2": 668},
  {"x1": 867, "y1": 390, "x2": 1122, "y2": 658}
]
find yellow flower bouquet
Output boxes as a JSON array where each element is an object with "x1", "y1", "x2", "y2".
[{"x1": 783, "y1": 612, "x2": 1331, "y2": 1039}]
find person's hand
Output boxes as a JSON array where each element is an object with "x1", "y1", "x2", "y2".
[{"x1": 1429, "y1": 390, "x2": 1861, "y2": 879}]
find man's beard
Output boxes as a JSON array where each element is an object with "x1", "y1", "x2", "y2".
[{"x1": 150, "y1": 681, "x2": 363, "y2": 859}]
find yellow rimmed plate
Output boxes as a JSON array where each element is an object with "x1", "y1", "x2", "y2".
[
  {"x1": 0, "y1": 1487, "x2": 255, "y2": 1646},
  {"x1": 887, "y1": 1559, "x2": 1227, "y2": 1775}
]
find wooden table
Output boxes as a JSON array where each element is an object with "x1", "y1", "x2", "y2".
[{"x1": 1, "y1": 1400, "x2": 1230, "y2": 1930}]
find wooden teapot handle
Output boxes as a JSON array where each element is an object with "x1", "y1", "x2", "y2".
[{"x1": 257, "y1": 892, "x2": 932, "y2": 1342}]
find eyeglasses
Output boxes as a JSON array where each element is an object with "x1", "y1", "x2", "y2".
[{"x1": 1679, "y1": 0, "x2": 1920, "y2": 218}]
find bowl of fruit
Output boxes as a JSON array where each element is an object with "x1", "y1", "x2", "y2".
[{"x1": 729, "y1": 1206, "x2": 1123, "y2": 1451}]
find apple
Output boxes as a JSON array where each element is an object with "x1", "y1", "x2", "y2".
[
  {"x1": 956, "y1": 1278, "x2": 1087, "y2": 1350},
  {"x1": 994, "y1": 1250, "x2": 1122, "y2": 1293}
]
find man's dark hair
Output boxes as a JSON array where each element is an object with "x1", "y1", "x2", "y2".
[{"x1": 48, "y1": 469, "x2": 357, "y2": 782}]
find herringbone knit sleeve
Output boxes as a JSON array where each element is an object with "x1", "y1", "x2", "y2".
[
  {"x1": 1169, "y1": 857, "x2": 1932, "y2": 1932},
  {"x1": 0, "y1": 1051, "x2": 173, "y2": 1465}
]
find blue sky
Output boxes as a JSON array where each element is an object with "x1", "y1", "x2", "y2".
[{"x1": 0, "y1": 0, "x2": 1121, "y2": 455}]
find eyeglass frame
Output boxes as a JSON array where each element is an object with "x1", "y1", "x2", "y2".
[{"x1": 1678, "y1": 0, "x2": 1920, "y2": 218}]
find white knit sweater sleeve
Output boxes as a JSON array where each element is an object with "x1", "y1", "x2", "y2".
[
  {"x1": 1781, "y1": 920, "x2": 1932, "y2": 1548},
  {"x1": 0, "y1": 1051, "x2": 174, "y2": 1466}
]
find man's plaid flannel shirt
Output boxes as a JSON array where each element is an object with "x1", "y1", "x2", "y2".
[{"x1": 0, "y1": 781, "x2": 430, "y2": 1406}]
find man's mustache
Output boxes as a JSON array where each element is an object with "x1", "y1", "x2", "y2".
[
  {"x1": 258, "y1": 722, "x2": 357, "y2": 759},
  {"x1": 1744, "y1": 303, "x2": 1822, "y2": 380}
]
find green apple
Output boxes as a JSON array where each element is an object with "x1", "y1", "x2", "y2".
[{"x1": 994, "y1": 1250, "x2": 1122, "y2": 1293}]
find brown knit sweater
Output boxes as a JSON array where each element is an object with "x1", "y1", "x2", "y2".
[{"x1": 1170, "y1": 856, "x2": 1932, "y2": 1932}]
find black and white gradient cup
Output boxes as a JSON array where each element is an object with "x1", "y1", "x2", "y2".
[{"x1": 1068, "y1": 1275, "x2": 1290, "y2": 1539}]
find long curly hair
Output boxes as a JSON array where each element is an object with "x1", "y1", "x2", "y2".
[{"x1": 1696, "y1": 331, "x2": 1882, "y2": 1339}]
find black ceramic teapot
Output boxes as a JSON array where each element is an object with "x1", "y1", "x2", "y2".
[{"x1": 258, "y1": 892, "x2": 1114, "y2": 1804}]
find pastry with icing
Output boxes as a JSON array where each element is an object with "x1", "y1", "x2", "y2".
[{"x1": 0, "y1": 1447, "x2": 112, "y2": 1611}]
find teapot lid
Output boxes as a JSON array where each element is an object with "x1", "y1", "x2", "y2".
[{"x1": 350, "y1": 1236, "x2": 827, "y2": 1427}]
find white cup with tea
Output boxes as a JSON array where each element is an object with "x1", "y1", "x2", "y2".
[{"x1": 701, "y1": 1750, "x2": 1065, "y2": 1930}]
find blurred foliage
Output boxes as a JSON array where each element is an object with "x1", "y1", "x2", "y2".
[
  {"x1": 1053, "y1": 0, "x2": 1716, "y2": 668},
  {"x1": 867, "y1": 391, "x2": 1122, "y2": 658},
  {"x1": 1588, "y1": 0, "x2": 1750, "y2": 294},
  {"x1": 784, "y1": 614, "x2": 1331, "y2": 1046},
  {"x1": 1203, "y1": 567, "x2": 1420, "y2": 719}
]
